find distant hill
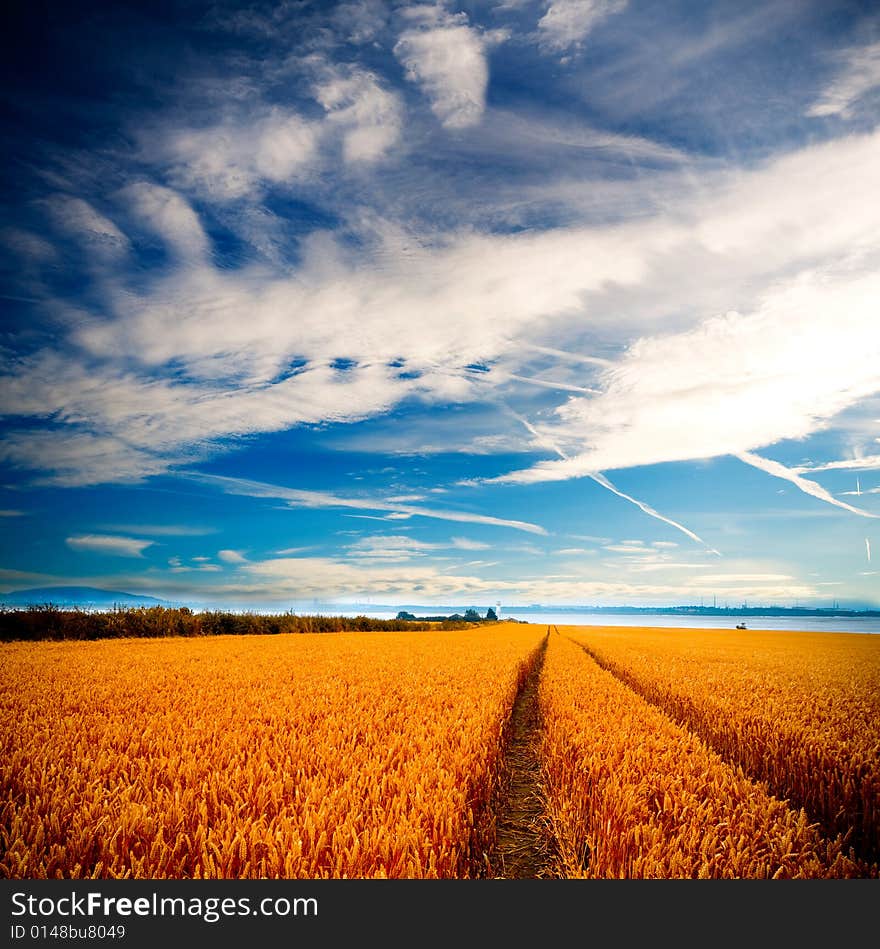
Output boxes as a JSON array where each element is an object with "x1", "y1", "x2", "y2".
[{"x1": 0, "y1": 586, "x2": 170, "y2": 608}]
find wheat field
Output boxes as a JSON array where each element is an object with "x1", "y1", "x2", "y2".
[
  {"x1": 1, "y1": 623, "x2": 543, "y2": 878},
  {"x1": 563, "y1": 625, "x2": 880, "y2": 866},
  {"x1": 2, "y1": 621, "x2": 878, "y2": 879}
]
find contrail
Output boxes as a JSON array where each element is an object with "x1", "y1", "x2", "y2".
[
  {"x1": 587, "y1": 471, "x2": 721, "y2": 555},
  {"x1": 504, "y1": 372, "x2": 601, "y2": 395},
  {"x1": 505, "y1": 405, "x2": 720, "y2": 554},
  {"x1": 460, "y1": 362, "x2": 600, "y2": 394},
  {"x1": 857, "y1": 477, "x2": 861, "y2": 496},
  {"x1": 514, "y1": 342, "x2": 614, "y2": 367},
  {"x1": 737, "y1": 451, "x2": 878, "y2": 518},
  {"x1": 868, "y1": 538, "x2": 872, "y2": 563}
]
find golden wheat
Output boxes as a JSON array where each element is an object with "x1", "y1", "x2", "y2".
[
  {"x1": 538, "y1": 633, "x2": 870, "y2": 878},
  {"x1": 561, "y1": 625, "x2": 880, "y2": 865},
  {"x1": 1, "y1": 623, "x2": 544, "y2": 879},
  {"x1": 6, "y1": 621, "x2": 876, "y2": 880}
]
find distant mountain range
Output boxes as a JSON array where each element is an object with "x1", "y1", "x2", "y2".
[{"x1": 0, "y1": 586, "x2": 170, "y2": 608}]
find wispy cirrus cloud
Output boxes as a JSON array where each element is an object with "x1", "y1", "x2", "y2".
[
  {"x1": 794, "y1": 455, "x2": 880, "y2": 474},
  {"x1": 5, "y1": 127, "x2": 880, "y2": 496},
  {"x1": 4, "y1": 1, "x2": 880, "y2": 610},
  {"x1": 65, "y1": 534, "x2": 155, "y2": 557},
  {"x1": 1, "y1": 227, "x2": 57, "y2": 263},
  {"x1": 102, "y1": 524, "x2": 217, "y2": 536},
  {"x1": 490, "y1": 264, "x2": 880, "y2": 515},
  {"x1": 122, "y1": 181, "x2": 210, "y2": 262},
  {"x1": 345, "y1": 535, "x2": 444, "y2": 561},
  {"x1": 193, "y1": 473, "x2": 548, "y2": 535},
  {"x1": 0, "y1": 430, "x2": 176, "y2": 487},
  {"x1": 344, "y1": 533, "x2": 492, "y2": 561},
  {"x1": 451, "y1": 536, "x2": 490, "y2": 550},
  {"x1": 43, "y1": 196, "x2": 130, "y2": 256},
  {"x1": 807, "y1": 41, "x2": 880, "y2": 118}
]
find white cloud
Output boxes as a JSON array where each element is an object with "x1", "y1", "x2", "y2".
[
  {"x1": 736, "y1": 452, "x2": 877, "y2": 519},
  {"x1": 491, "y1": 268, "x2": 880, "y2": 507},
  {"x1": 88, "y1": 210, "x2": 648, "y2": 381},
  {"x1": 591, "y1": 470, "x2": 718, "y2": 551},
  {"x1": 807, "y1": 41, "x2": 880, "y2": 118},
  {"x1": 478, "y1": 108, "x2": 689, "y2": 173},
  {"x1": 394, "y1": 8, "x2": 500, "y2": 128},
  {"x1": 195, "y1": 473, "x2": 548, "y2": 535},
  {"x1": 0, "y1": 350, "x2": 412, "y2": 475},
  {"x1": 315, "y1": 67, "x2": 403, "y2": 162},
  {"x1": 218, "y1": 549, "x2": 249, "y2": 564},
  {"x1": 1, "y1": 227, "x2": 56, "y2": 262},
  {"x1": 225, "y1": 553, "x2": 818, "y2": 604},
  {"x1": 332, "y1": 0, "x2": 389, "y2": 44},
  {"x1": 243, "y1": 555, "x2": 490, "y2": 598},
  {"x1": 537, "y1": 0, "x2": 627, "y2": 54},
  {"x1": 344, "y1": 534, "x2": 492, "y2": 559},
  {"x1": 162, "y1": 109, "x2": 319, "y2": 200},
  {"x1": 451, "y1": 537, "x2": 490, "y2": 550},
  {"x1": 503, "y1": 404, "x2": 717, "y2": 551},
  {"x1": 620, "y1": 561, "x2": 709, "y2": 573},
  {"x1": 690, "y1": 572, "x2": 794, "y2": 584},
  {"x1": 66, "y1": 534, "x2": 155, "y2": 557},
  {"x1": 794, "y1": 455, "x2": 880, "y2": 474},
  {"x1": 169, "y1": 562, "x2": 222, "y2": 573},
  {"x1": 122, "y1": 182, "x2": 210, "y2": 261},
  {"x1": 6, "y1": 127, "x2": 880, "y2": 509},
  {"x1": 44, "y1": 196, "x2": 129, "y2": 258},
  {"x1": 346, "y1": 535, "x2": 440, "y2": 560},
  {"x1": 0, "y1": 429, "x2": 177, "y2": 486}
]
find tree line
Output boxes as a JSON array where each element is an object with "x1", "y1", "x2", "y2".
[{"x1": 0, "y1": 605, "x2": 480, "y2": 642}]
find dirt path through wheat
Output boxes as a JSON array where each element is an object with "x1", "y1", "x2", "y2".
[{"x1": 486, "y1": 633, "x2": 558, "y2": 878}]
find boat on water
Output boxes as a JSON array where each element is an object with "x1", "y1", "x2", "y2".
[{"x1": 736, "y1": 622, "x2": 748, "y2": 630}]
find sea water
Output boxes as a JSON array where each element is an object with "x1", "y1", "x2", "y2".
[{"x1": 322, "y1": 610, "x2": 880, "y2": 635}]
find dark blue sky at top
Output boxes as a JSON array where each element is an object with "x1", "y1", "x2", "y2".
[{"x1": 1, "y1": 0, "x2": 878, "y2": 608}]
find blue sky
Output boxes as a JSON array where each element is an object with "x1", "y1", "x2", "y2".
[{"x1": 1, "y1": 0, "x2": 879, "y2": 609}]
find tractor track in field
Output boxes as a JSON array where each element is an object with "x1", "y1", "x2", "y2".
[
  {"x1": 570, "y1": 637, "x2": 879, "y2": 869},
  {"x1": 486, "y1": 632, "x2": 560, "y2": 879}
]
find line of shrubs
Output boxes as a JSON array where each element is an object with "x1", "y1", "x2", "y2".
[{"x1": 0, "y1": 605, "x2": 477, "y2": 642}]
